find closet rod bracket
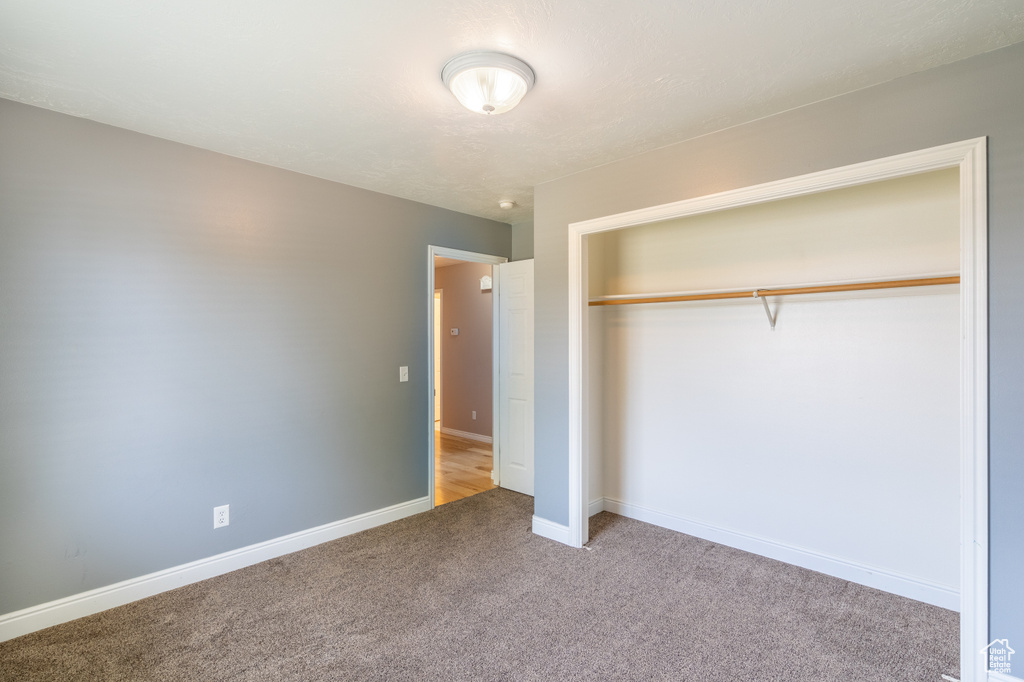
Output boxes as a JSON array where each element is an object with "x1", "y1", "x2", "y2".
[{"x1": 753, "y1": 291, "x2": 776, "y2": 331}]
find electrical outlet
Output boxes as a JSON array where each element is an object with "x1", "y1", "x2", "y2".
[{"x1": 214, "y1": 504, "x2": 229, "y2": 529}]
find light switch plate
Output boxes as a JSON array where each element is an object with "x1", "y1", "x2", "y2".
[{"x1": 399, "y1": 366, "x2": 409, "y2": 382}]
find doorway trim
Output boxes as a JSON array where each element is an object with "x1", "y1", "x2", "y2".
[
  {"x1": 566, "y1": 138, "x2": 987, "y2": 681},
  {"x1": 433, "y1": 289, "x2": 443, "y2": 431},
  {"x1": 427, "y1": 246, "x2": 508, "y2": 508}
]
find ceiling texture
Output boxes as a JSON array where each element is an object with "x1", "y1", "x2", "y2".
[{"x1": 2, "y1": 0, "x2": 1023, "y2": 224}]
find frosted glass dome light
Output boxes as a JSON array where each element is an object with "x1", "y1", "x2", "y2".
[{"x1": 441, "y1": 52, "x2": 535, "y2": 115}]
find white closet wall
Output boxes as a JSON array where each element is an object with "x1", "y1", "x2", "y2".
[{"x1": 587, "y1": 169, "x2": 960, "y2": 608}]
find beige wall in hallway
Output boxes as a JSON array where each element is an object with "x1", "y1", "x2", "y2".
[{"x1": 434, "y1": 262, "x2": 493, "y2": 438}]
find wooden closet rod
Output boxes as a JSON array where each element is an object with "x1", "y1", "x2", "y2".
[{"x1": 588, "y1": 276, "x2": 960, "y2": 307}]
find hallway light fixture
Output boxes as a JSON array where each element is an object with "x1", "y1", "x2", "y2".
[{"x1": 441, "y1": 51, "x2": 535, "y2": 115}]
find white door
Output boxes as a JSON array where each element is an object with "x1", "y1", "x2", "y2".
[{"x1": 498, "y1": 259, "x2": 534, "y2": 495}]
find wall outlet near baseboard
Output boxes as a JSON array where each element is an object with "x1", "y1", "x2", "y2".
[{"x1": 214, "y1": 505, "x2": 229, "y2": 529}]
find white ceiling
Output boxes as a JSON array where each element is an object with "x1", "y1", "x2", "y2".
[{"x1": 2, "y1": 1, "x2": 1023, "y2": 224}]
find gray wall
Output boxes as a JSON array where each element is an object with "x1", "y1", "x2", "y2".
[
  {"x1": 0, "y1": 98, "x2": 510, "y2": 614},
  {"x1": 434, "y1": 262, "x2": 493, "y2": 437},
  {"x1": 533, "y1": 42, "x2": 1024, "y2": 645}
]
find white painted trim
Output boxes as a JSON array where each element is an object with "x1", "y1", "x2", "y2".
[
  {"x1": 589, "y1": 498, "x2": 605, "y2": 517},
  {"x1": 439, "y1": 427, "x2": 493, "y2": 444},
  {"x1": 958, "y1": 138, "x2": 989, "y2": 682},
  {"x1": 531, "y1": 515, "x2": 572, "y2": 545},
  {"x1": 427, "y1": 246, "x2": 507, "y2": 508},
  {"x1": 602, "y1": 497, "x2": 957, "y2": 609},
  {"x1": 567, "y1": 220, "x2": 588, "y2": 548},
  {"x1": 0, "y1": 496, "x2": 431, "y2": 643},
  {"x1": 571, "y1": 139, "x2": 987, "y2": 236},
  {"x1": 566, "y1": 138, "x2": 988, "y2": 681},
  {"x1": 434, "y1": 288, "x2": 443, "y2": 428},
  {"x1": 988, "y1": 672, "x2": 1023, "y2": 682}
]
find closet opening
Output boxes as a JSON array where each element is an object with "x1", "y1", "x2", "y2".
[{"x1": 567, "y1": 138, "x2": 987, "y2": 680}]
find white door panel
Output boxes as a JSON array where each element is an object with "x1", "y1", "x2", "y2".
[{"x1": 498, "y1": 260, "x2": 534, "y2": 495}]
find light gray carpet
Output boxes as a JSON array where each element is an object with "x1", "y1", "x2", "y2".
[{"x1": 0, "y1": 488, "x2": 958, "y2": 681}]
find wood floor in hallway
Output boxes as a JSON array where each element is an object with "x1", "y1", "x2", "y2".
[{"x1": 434, "y1": 430, "x2": 496, "y2": 505}]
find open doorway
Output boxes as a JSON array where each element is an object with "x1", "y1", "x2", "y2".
[{"x1": 432, "y1": 253, "x2": 500, "y2": 505}]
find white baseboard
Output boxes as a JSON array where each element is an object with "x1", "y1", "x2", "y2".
[
  {"x1": 600, "y1": 497, "x2": 959, "y2": 611},
  {"x1": 589, "y1": 498, "x2": 605, "y2": 517},
  {"x1": 989, "y1": 672, "x2": 1023, "y2": 682},
  {"x1": 532, "y1": 515, "x2": 571, "y2": 545},
  {"x1": 440, "y1": 427, "x2": 492, "y2": 444},
  {"x1": 0, "y1": 496, "x2": 431, "y2": 643}
]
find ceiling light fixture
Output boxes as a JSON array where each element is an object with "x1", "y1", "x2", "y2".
[
  {"x1": 441, "y1": 51, "x2": 535, "y2": 115},
  {"x1": 499, "y1": 200, "x2": 516, "y2": 210}
]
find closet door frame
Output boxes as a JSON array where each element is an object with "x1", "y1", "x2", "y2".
[{"x1": 566, "y1": 137, "x2": 987, "y2": 681}]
